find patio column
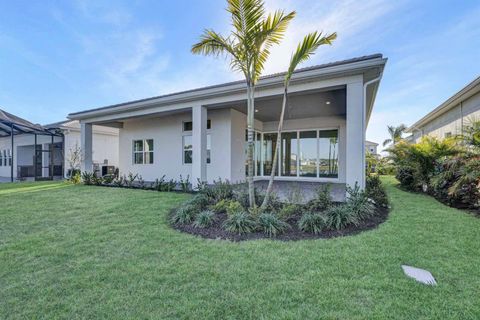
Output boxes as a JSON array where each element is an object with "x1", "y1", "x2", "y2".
[
  {"x1": 81, "y1": 122, "x2": 93, "y2": 173},
  {"x1": 192, "y1": 105, "x2": 207, "y2": 189},
  {"x1": 346, "y1": 80, "x2": 365, "y2": 189}
]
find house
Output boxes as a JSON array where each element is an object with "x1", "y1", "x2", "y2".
[
  {"x1": 406, "y1": 76, "x2": 480, "y2": 142},
  {"x1": 68, "y1": 54, "x2": 387, "y2": 190},
  {"x1": 0, "y1": 110, "x2": 119, "y2": 181},
  {"x1": 365, "y1": 140, "x2": 379, "y2": 155}
]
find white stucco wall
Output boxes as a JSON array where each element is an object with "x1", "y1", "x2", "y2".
[
  {"x1": 414, "y1": 91, "x2": 480, "y2": 142},
  {"x1": 64, "y1": 127, "x2": 119, "y2": 170},
  {"x1": 116, "y1": 108, "x2": 347, "y2": 184},
  {"x1": 118, "y1": 109, "x2": 233, "y2": 183}
]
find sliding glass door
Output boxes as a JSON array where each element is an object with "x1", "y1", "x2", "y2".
[
  {"x1": 318, "y1": 130, "x2": 338, "y2": 178},
  {"x1": 262, "y1": 133, "x2": 277, "y2": 176},
  {"x1": 299, "y1": 131, "x2": 317, "y2": 177},
  {"x1": 281, "y1": 132, "x2": 297, "y2": 176},
  {"x1": 246, "y1": 129, "x2": 339, "y2": 179}
]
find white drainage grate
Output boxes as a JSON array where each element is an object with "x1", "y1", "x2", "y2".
[{"x1": 402, "y1": 265, "x2": 437, "y2": 286}]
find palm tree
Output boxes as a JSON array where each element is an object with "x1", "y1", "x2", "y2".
[
  {"x1": 383, "y1": 124, "x2": 407, "y2": 147},
  {"x1": 261, "y1": 31, "x2": 336, "y2": 209},
  {"x1": 192, "y1": 0, "x2": 295, "y2": 208}
]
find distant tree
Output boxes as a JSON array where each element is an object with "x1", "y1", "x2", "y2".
[
  {"x1": 383, "y1": 124, "x2": 407, "y2": 147},
  {"x1": 66, "y1": 142, "x2": 83, "y2": 176}
]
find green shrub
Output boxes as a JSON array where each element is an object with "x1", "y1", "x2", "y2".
[
  {"x1": 92, "y1": 173, "x2": 103, "y2": 186},
  {"x1": 193, "y1": 210, "x2": 215, "y2": 228},
  {"x1": 70, "y1": 171, "x2": 82, "y2": 184},
  {"x1": 346, "y1": 183, "x2": 375, "y2": 220},
  {"x1": 366, "y1": 175, "x2": 388, "y2": 207},
  {"x1": 81, "y1": 172, "x2": 93, "y2": 185},
  {"x1": 125, "y1": 172, "x2": 138, "y2": 188},
  {"x1": 179, "y1": 175, "x2": 190, "y2": 192},
  {"x1": 324, "y1": 205, "x2": 358, "y2": 230},
  {"x1": 278, "y1": 204, "x2": 302, "y2": 220},
  {"x1": 226, "y1": 201, "x2": 244, "y2": 217},
  {"x1": 186, "y1": 194, "x2": 211, "y2": 211},
  {"x1": 200, "y1": 179, "x2": 234, "y2": 201},
  {"x1": 209, "y1": 199, "x2": 231, "y2": 213},
  {"x1": 113, "y1": 175, "x2": 126, "y2": 187},
  {"x1": 102, "y1": 174, "x2": 114, "y2": 184},
  {"x1": 258, "y1": 213, "x2": 289, "y2": 237},
  {"x1": 307, "y1": 184, "x2": 332, "y2": 212},
  {"x1": 171, "y1": 205, "x2": 197, "y2": 225},
  {"x1": 233, "y1": 186, "x2": 268, "y2": 208},
  {"x1": 222, "y1": 212, "x2": 256, "y2": 234},
  {"x1": 395, "y1": 167, "x2": 416, "y2": 190},
  {"x1": 298, "y1": 213, "x2": 326, "y2": 234}
]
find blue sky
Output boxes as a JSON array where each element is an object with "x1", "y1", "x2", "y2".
[{"x1": 1, "y1": 0, "x2": 479, "y2": 150}]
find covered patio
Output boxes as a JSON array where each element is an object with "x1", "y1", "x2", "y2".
[{"x1": 0, "y1": 109, "x2": 64, "y2": 182}]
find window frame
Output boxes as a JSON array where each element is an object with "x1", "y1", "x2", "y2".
[
  {"x1": 182, "y1": 134, "x2": 211, "y2": 165},
  {"x1": 246, "y1": 127, "x2": 340, "y2": 180},
  {"x1": 132, "y1": 139, "x2": 154, "y2": 165}
]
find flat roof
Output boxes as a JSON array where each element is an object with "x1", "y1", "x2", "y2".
[{"x1": 69, "y1": 54, "x2": 384, "y2": 119}]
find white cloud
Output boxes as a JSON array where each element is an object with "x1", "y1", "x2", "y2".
[{"x1": 262, "y1": 0, "x2": 401, "y2": 74}]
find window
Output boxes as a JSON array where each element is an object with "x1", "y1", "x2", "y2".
[
  {"x1": 318, "y1": 130, "x2": 338, "y2": 178},
  {"x1": 3, "y1": 150, "x2": 7, "y2": 166},
  {"x1": 281, "y1": 132, "x2": 298, "y2": 176},
  {"x1": 245, "y1": 129, "x2": 340, "y2": 179},
  {"x1": 445, "y1": 132, "x2": 452, "y2": 138},
  {"x1": 7, "y1": 149, "x2": 12, "y2": 166},
  {"x1": 262, "y1": 133, "x2": 277, "y2": 176},
  {"x1": 299, "y1": 131, "x2": 317, "y2": 177},
  {"x1": 133, "y1": 139, "x2": 154, "y2": 164},
  {"x1": 183, "y1": 135, "x2": 211, "y2": 164},
  {"x1": 183, "y1": 120, "x2": 211, "y2": 132},
  {"x1": 0, "y1": 150, "x2": 3, "y2": 167},
  {"x1": 245, "y1": 131, "x2": 262, "y2": 176}
]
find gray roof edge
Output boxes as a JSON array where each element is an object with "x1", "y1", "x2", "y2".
[
  {"x1": 68, "y1": 53, "x2": 384, "y2": 118},
  {"x1": 407, "y1": 75, "x2": 480, "y2": 132}
]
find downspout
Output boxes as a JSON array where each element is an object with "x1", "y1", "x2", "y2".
[{"x1": 362, "y1": 72, "x2": 383, "y2": 186}]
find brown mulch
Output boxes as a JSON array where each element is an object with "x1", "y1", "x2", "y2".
[{"x1": 171, "y1": 206, "x2": 389, "y2": 242}]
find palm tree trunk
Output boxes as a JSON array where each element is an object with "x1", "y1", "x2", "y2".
[
  {"x1": 246, "y1": 83, "x2": 256, "y2": 208},
  {"x1": 261, "y1": 86, "x2": 288, "y2": 209}
]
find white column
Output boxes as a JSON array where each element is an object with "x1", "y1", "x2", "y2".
[
  {"x1": 192, "y1": 105, "x2": 207, "y2": 188},
  {"x1": 346, "y1": 80, "x2": 365, "y2": 189},
  {"x1": 81, "y1": 122, "x2": 93, "y2": 173}
]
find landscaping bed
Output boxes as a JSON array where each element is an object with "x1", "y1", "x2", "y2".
[
  {"x1": 173, "y1": 206, "x2": 389, "y2": 241},
  {"x1": 169, "y1": 175, "x2": 390, "y2": 241}
]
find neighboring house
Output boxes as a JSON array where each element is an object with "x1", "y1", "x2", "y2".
[
  {"x1": 0, "y1": 110, "x2": 119, "y2": 181},
  {"x1": 407, "y1": 76, "x2": 480, "y2": 142},
  {"x1": 68, "y1": 54, "x2": 387, "y2": 189},
  {"x1": 365, "y1": 140, "x2": 378, "y2": 154}
]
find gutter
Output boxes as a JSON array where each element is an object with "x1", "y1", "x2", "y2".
[{"x1": 362, "y1": 72, "x2": 383, "y2": 186}]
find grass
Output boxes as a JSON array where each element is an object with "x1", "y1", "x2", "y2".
[{"x1": 0, "y1": 177, "x2": 479, "y2": 319}]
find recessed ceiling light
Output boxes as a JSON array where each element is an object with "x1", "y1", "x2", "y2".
[
  {"x1": 255, "y1": 109, "x2": 259, "y2": 112},
  {"x1": 325, "y1": 101, "x2": 331, "y2": 105}
]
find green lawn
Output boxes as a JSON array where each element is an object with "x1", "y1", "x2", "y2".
[{"x1": 1, "y1": 177, "x2": 479, "y2": 319}]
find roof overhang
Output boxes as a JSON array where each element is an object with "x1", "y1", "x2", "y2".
[
  {"x1": 68, "y1": 54, "x2": 387, "y2": 124},
  {"x1": 406, "y1": 76, "x2": 480, "y2": 132}
]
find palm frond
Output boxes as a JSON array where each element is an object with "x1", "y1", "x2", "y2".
[
  {"x1": 383, "y1": 138, "x2": 393, "y2": 147},
  {"x1": 285, "y1": 31, "x2": 337, "y2": 83}
]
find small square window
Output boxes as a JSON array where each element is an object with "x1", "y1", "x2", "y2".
[
  {"x1": 133, "y1": 139, "x2": 154, "y2": 164},
  {"x1": 183, "y1": 120, "x2": 211, "y2": 132}
]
